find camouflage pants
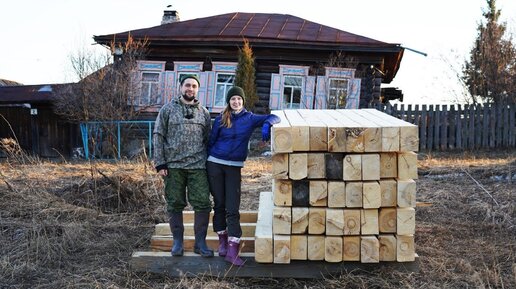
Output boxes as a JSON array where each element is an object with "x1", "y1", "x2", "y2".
[{"x1": 164, "y1": 168, "x2": 211, "y2": 213}]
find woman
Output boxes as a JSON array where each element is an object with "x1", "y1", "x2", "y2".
[{"x1": 207, "y1": 86, "x2": 280, "y2": 266}]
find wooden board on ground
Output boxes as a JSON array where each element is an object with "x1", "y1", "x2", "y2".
[
  {"x1": 255, "y1": 191, "x2": 274, "y2": 263},
  {"x1": 154, "y1": 223, "x2": 255, "y2": 237},
  {"x1": 130, "y1": 251, "x2": 420, "y2": 278}
]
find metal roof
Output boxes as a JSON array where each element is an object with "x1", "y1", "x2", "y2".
[
  {"x1": 0, "y1": 84, "x2": 67, "y2": 104},
  {"x1": 94, "y1": 12, "x2": 399, "y2": 49}
]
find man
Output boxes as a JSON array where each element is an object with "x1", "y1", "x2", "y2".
[{"x1": 153, "y1": 74, "x2": 213, "y2": 257}]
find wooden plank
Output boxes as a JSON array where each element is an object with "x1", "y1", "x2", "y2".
[
  {"x1": 362, "y1": 153, "x2": 380, "y2": 181},
  {"x1": 344, "y1": 109, "x2": 382, "y2": 152},
  {"x1": 290, "y1": 235, "x2": 308, "y2": 260},
  {"x1": 397, "y1": 207, "x2": 415, "y2": 235},
  {"x1": 322, "y1": 110, "x2": 348, "y2": 152},
  {"x1": 332, "y1": 110, "x2": 367, "y2": 152},
  {"x1": 360, "y1": 209, "x2": 379, "y2": 235},
  {"x1": 510, "y1": 104, "x2": 515, "y2": 147},
  {"x1": 289, "y1": 153, "x2": 308, "y2": 180},
  {"x1": 380, "y1": 152, "x2": 397, "y2": 179},
  {"x1": 325, "y1": 236, "x2": 343, "y2": 263},
  {"x1": 379, "y1": 234, "x2": 397, "y2": 261},
  {"x1": 307, "y1": 235, "x2": 325, "y2": 261},
  {"x1": 130, "y1": 251, "x2": 420, "y2": 278},
  {"x1": 325, "y1": 153, "x2": 344, "y2": 180},
  {"x1": 343, "y1": 209, "x2": 361, "y2": 235},
  {"x1": 448, "y1": 105, "x2": 456, "y2": 149},
  {"x1": 397, "y1": 152, "x2": 418, "y2": 180},
  {"x1": 273, "y1": 179, "x2": 292, "y2": 207},
  {"x1": 272, "y1": 153, "x2": 288, "y2": 179},
  {"x1": 158, "y1": 211, "x2": 257, "y2": 224},
  {"x1": 362, "y1": 181, "x2": 381, "y2": 209},
  {"x1": 327, "y1": 181, "x2": 346, "y2": 208},
  {"x1": 271, "y1": 110, "x2": 293, "y2": 153},
  {"x1": 291, "y1": 207, "x2": 309, "y2": 234},
  {"x1": 292, "y1": 180, "x2": 309, "y2": 207},
  {"x1": 441, "y1": 105, "x2": 448, "y2": 150},
  {"x1": 273, "y1": 206, "x2": 291, "y2": 235},
  {"x1": 326, "y1": 208, "x2": 344, "y2": 236},
  {"x1": 309, "y1": 180, "x2": 328, "y2": 207},
  {"x1": 274, "y1": 235, "x2": 291, "y2": 264},
  {"x1": 307, "y1": 153, "x2": 326, "y2": 179},
  {"x1": 360, "y1": 236, "x2": 380, "y2": 263},
  {"x1": 380, "y1": 179, "x2": 397, "y2": 207},
  {"x1": 283, "y1": 110, "x2": 310, "y2": 151},
  {"x1": 362, "y1": 109, "x2": 418, "y2": 152},
  {"x1": 397, "y1": 179, "x2": 417, "y2": 208},
  {"x1": 308, "y1": 208, "x2": 326, "y2": 234},
  {"x1": 427, "y1": 105, "x2": 434, "y2": 150},
  {"x1": 297, "y1": 109, "x2": 328, "y2": 151},
  {"x1": 434, "y1": 105, "x2": 440, "y2": 150},
  {"x1": 475, "y1": 104, "x2": 482, "y2": 148},
  {"x1": 379, "y1": 208, "x2": 397, "y2": 233},
  {"x1": 342, "y1": 236, "x2": 361, "y2": 261},
  {"x1": 456, "y1": 104, "x2": 463, "y2": 149},
  {"x1": 154, "y1": 223, "x2": 255, "y2": 237},
  {"x1": 396, "y1": 235, "x2": 415, "y2": 262},
  {"x1": 255, "y1": 191, "x2": 274, "y2": 263},
  {"x1": 358, "y1": 109, "x2": 399, "y2": 152},
  {"x1": 343, "y1": 154, "x2": 362, "y2": 181},
  {"x1": 150, "y1": 236, "x2": 254, "y2": 253},
  {"x1": 420, "y1": 105, "x2": 427, "y2": 151}
]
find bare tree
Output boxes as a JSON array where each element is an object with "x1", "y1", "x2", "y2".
[
  {"x1": 462, "y1": 0, "x2": 516, "y2": 104},
  {"x1": 54, "y1": 35, "x2": 149, "y2": 121}
]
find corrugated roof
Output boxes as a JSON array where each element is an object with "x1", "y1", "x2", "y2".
[{"x1": 95, "y1": 12, "x2": 395, "y2": 47}]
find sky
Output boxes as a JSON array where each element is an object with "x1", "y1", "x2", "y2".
[{"x1": 1, "y1": 0, "x2": 515, "y2": 104}]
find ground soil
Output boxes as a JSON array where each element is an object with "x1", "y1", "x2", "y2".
[{"x1": 0, "y1": 150, "x2": 514, "y2": 288}]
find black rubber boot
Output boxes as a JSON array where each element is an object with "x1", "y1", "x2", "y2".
[
  {"x1": 193, "y1": 211, "x2": 214, "y2": 257},
  {"x1": 169, "y1": 212, "x2": 184, "y2": 256}
]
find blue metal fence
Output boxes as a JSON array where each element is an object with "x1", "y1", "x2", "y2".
[{"x1": 80, "y1": 120, "x2": 155, "y2": 159}]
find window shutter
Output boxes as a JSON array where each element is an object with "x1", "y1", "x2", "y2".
[
  {"x1": 269, "y1": 73, "x2": 282, "y2": 109},
  {"x1": 315, "y1": 76, "x2": 327, "y2": 109},
  {"x1": 164, "y1": 71, "x2": 177, "y2": 104},
  {"x1": 128, "y1": 71, "x2": 141, "y2": 106},
  {"x1": 303, "y1": 76, "x2": 316, "y2": 109},
  {"x1": 345, "y1": 78, "x2": 361, "y2": 109},
  {"x1": 197, "y1": 72, "x2": 209, "y2": 106},
  {"x1": 205, "y1": 71, "x2": 216, "y2": 109}
]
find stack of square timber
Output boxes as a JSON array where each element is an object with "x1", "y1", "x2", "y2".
[{"x1": 255, "y1": 109, "x2": 418, "y2": 264}]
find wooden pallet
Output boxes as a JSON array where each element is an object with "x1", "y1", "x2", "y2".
[{"x1": 130, "y1": 251, "x2": 419, "y2": 278}]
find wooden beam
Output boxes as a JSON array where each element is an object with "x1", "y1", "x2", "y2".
[
  {"x1": 397, "y1": 179, "x2": 417, "y2": 208},
  {"x1": 274, "y1": 234, "x2": 291, "y2": 264},
  {"x1": 343, "y1": 236, "x2": 361, "y2": 261},
  {"x1": 343, "y1": 209, "x2": 361, "y2": 235},
  {"x1": 255, "y1": 191, "x2": 274, "y2": 263},
  {"x1": 379, "y1": 234, "x2": 397, "y2": 261},
  {"x1": 396, "y1": 235, "x2": 415, "y2": 262},
  {"x1": 291, "y1": 207, "x2": 309, "y2": 234},
  {"x1": 271, "y1": 110, "x2": 293, "y2": 153},
  {"x1": 379, "y1": 208, "x2": 397, "y2": 233},
  {"x1": 307, "y1": 235, "x2": 325, "y2": 261},
  {"x1": 397, "y1": 151, "x2": 418, "y2": 180},
  {"x1": 360, "y1": 236, "x2": 380, "y2": 263},
  {"x1": 325, "y1": 153, "x2": 344, "y2": 180},
  {"x1": 345, "y1": 182, "x2": 363, "y2": 208},
  {"x1": 154, "y1": 223, "x2": 255, "y2": 237},
  {"x1": 289, "y1": 153, "x2": 308, "y2": 180},
  {"x1": 346, "y1": 109, "x2": 382, "y2": 152},
  {"x1": 380, "y1": 179, "x2": 397, "y2": 207},
  {"x1": 327, "y1": 181, "x2": 346, "y2": 208},
  {"x1": 283, "y1": 110, "x2": 310, "y2": 151},
  {"x1": 297, "y1": 110, "x2": 328, "y2": 151},
  {"x1": 292, "y1": 180, "x2": 310, "y2": 207},
  {"x1": 273, "y1": 179, "x2": 292, "y2": 207},
  {"x1": 361, "y1": 153, "x2": 380, "y2": 181},
  {"x1": 150, "y1": 236, "x2": 254, "y2": 252},
  {"x1": 309, "y1": 180, "x2": 328, "y2": 207},
  {"x1": 362, "y1": 109, "x2": 419, "y2": 152},
  {"x1": 360, "y1": 209, "x2": 379, "y2": 235},
  {"x1": 307, "y1": 153, "x2": 326, "y2": 179},
  {"x1": 325, "y1": 208, "x2": 344, "y2": 236},
  {"x1": 290, "y1": 235, "x2": 308, "y2": 260},
  {"x1": 272, "y1": 153, "x2": 289, "y2": 179},
  {"x1": 308, "y1": 208, "x2": 326, "y2": 234},
  {"x1": 380, "y1": 152, "x2": 398, "y2": 178},
  {"x1": 362, "y1": 181, "x2": 381, "y2": 209},
  {"x1": 273, "y1": 206, "x2": 291, "y2": 235},
  {"x1": 343, "y1": 154, "x2": 362, "y2": 181},
  {"x1": 325, "y1": 236, "x2": 343, "y2": 263},
  {"x1": 397, "y1": 207, "x2": 415, "y2": 235}
]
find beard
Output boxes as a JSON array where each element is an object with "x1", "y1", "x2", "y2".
[{"x1": 182, "y1": 93, "x2": 195, "y2": 102}]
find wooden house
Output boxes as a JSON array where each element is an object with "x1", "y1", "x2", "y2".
[
  {"x1": 0, "y1": 84, "x2": 81, "y2": 158},
  {"x1": 94, "y1": 11, "x2": 404, "y2": 115}
]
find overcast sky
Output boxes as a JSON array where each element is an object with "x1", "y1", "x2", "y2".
[{"x1": 0, "y1": 0, "x2": 515, "y2": 104}]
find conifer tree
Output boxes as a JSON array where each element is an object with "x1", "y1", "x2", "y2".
[
  {"x1": 462, "y1": 0, "x2": 516, "y2": 104},
  {"x1": 235, "y1": 39, "x2": 258, "y2": 110}
]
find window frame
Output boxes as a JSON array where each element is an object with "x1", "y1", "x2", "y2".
[
  {"x1": 282, "y1": 75, "x2": 303, "y2": 109},
  {"x1": 327, "y1": 77, "x2": 349, "y2": 109},
  {"x1": 214, "y1": 72, "x2": 235, "y2": 108},
  {"x1": 140, "y1": 71, "x2": 161, "y2": 106}
]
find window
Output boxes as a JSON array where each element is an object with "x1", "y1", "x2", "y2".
[
  {"x1": 214, "y1": 73, "x2": 235, "y2": 107},
  {"x1": 328, "y1": 78, "x2": 349, "y2": 109},
  {"x1": 140, "y1": 72, "x2": 161, "y2": 106},
  {"x1": 283, "y1": 76, "x2": 303, "y2": 109}
]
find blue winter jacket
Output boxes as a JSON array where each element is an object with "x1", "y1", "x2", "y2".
[{"x1": 208, "y1": 109, "x2": 280, "y2": 162}]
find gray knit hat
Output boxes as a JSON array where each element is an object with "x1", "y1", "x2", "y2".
[{"x1": 226, "y1": 86, "x2": 245, "y2": 104}]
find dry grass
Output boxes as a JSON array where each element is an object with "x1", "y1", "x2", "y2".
[{"x1": 0, "y1": 149, "x2": 515, "y2": 289}]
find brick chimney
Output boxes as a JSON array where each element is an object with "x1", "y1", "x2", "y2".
[{"x1": 162, "y1": 10, "x2": 180, "y2": 24}]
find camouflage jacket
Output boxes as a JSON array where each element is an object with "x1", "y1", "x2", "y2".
[{"x1": 153, "y1": 98, "x2": 211, "y2": 169}]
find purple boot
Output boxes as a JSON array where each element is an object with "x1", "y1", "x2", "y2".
[
  {"x1": 218, "y1": 232, "x2": 228, "y2": 257},
  {"x1": 225, "y1": 240, "x2": 245, "y2": 266}
]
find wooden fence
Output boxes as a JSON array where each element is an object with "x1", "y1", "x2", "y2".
[{"x1": 370, "y1": 103, "x2": 516, "y2": 151}]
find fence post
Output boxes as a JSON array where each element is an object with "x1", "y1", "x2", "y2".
[
  {"x1": 482, "y1": 104, "x2": 489, "y2": 148},
  {"x1": 448, "y1": 105, "x2": 456, "y2": 149},
  {"x1": 428, "y1": 105, "x2": 434, "y2": 150},
  {"x1": 434, "y1": 105, "x2": 440, "y2": 150},
  {"x1": 420, "y1": 105, "x2": 427, "y2": 151},
  {"x1": 441, "y1": 104, "x2": 448, "y2": 150}
]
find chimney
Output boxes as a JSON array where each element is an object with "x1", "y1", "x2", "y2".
[{"x1": 162, "y1": 10, "x2": 180, "y2": 25}]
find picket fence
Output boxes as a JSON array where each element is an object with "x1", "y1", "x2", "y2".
[{"x1": 371, "y1": 103, "x2": 516, "y2": 151}]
